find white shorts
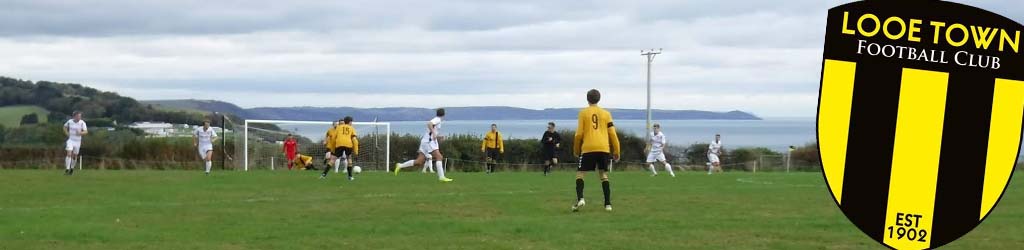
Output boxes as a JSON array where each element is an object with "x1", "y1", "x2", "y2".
[
  {"x1": 708, "y1": 153, "x2": 720, "y2": 164},
  {"x1": 198, "y1": 145, "x2": 213, "y2": 159},
  {"x1": 419, "y1": 140, "x2": 439, "y2": 156},
  {"x1": 646, "y1": 151, "x2": 666, "y2": 163},
  {"x1": 65, "y1": 140, "x2": 81, "y2": 154}
]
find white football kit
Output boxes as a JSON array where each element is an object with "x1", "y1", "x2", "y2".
[
  {"x1": 195, "y1": 127, "x2": 217, "y2": 158},
  {"x1": 646, "y1": 132, "x2": 667, "y2": 163},
  {"x1": 64, "y1": 119, "x2": 88, "y2": 154},
  {"x1": 708, "y1": 140, "x2": 723, "y2": 164},
  {"x1": 419, "y1": 117, "x2": 443, "y2": 156}
]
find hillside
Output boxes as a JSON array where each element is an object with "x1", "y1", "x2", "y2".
[
  {"x1": 143, "y1": 100, "x2": 762, "y2": 121},
  {"x1": 145, "y1": 99, "x2": 252, "y2": 117},
  {"x1": 0, "y1": 76, "x2": 223, "y2": 127},
  {"x1": 0, "y1": 105, "x2": 50, "y2": 127}
]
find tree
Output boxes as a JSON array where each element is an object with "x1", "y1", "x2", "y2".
[{"x1": 20, "y1": 113, "x2": 39, "y2": 125}]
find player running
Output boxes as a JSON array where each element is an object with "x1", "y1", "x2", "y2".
[
  {"x1": 283, "y1": 133, "x2": 298, "y2": 170},
  {"x1": 394, "y1": 108, "x2": 453, "y2": 182},
  {"x1": 540, "y1": 122, "x2": 561, "y2": 176},
  {"x1": 572, "y1": 89, "x2": 620, "y2": 212},
  {"x1": 324, "y1": 121, "x2": 339, "y2": 171},
  {"x1": 645, "y1": 123, "x2": 674, "y2": 177},
  {"x1": 707, "y1": 134, "x2": 723, "y2": 175},
  {"x1": 481, "y1": 123, "x2": 504, "y2": 174},
  {"x1": 193, "y1": 120, "x2": 218, "y2": 175},
  {"x1": 62, "y1": 111, "x2": 88, "y2": 175},
  {"x1": 322, "y1": 116, "x2": 359, "y2": 180}
]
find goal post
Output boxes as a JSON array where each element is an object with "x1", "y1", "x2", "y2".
[{"x1": 243, "y1": 119, "x2": 390, "y2": 172}]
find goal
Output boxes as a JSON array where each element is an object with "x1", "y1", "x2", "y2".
[{"x1": 242, "y1": 119, "x2": 390, "y2": 172}]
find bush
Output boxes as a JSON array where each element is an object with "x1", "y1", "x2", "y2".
[
  {"x1": 682, "y1": 143, "x2": 710, "y2": 165},
  {"x1": 20, "y1": 113, "x2": 39, "y2": 125},
  {"x1": 789, "y1": 143, "x2": 820, "y2": 171}
]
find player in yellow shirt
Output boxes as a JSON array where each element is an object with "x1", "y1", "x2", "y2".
[
  {"x1": 572, "y1": 89, "x2": 620, "y2": 212},
  {"x1": 481, "y1": 124, "x2": 504, "y2": 174},
  {"x1": 323, "y1": 116, "x2": 359, "y2": 180},
  {"x1": 324, "y1": 121, "x2": 339, "y2": 169},
  {"x1": 292, "y1": 153, "x2": 315, "y2": 170}
]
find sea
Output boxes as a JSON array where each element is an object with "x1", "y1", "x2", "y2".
[{"x1": 273, "y1": 117, "x2": 817, "y2": 152}]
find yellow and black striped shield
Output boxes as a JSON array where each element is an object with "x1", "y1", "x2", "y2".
[{"x1": 818, "y1": 0, "x2": 1024, "y2": 249}]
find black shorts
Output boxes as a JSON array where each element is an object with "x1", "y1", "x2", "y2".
[
  {"x1": 542, "y1": 148, "x2": 557, "y2": 160},
  {"x1": 485, "y1": 148, "x2": 500, "y2": 160},
  {"x1": 578, "y1": 152, "x2": 611, "y2": 172},
  {"x1": 333, "y1": 147, "x2": 353, "y2": 159}
]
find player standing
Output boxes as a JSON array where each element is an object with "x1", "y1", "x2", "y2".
[
  {"x1": 283, "y1": 133, "x2": 298, "y2": 170},
  {"x1": 572, "y1": 89, "x2": 620, "y2": 212},
  {"x1": 707, "y1": 134, "x2": 723, "y2": 175},
  {"x1": 645, "y1": 123, "x2": 674, "y2": 177},
  {"x1": 394, "y1": 108, "x2": 453, "y2": 182},
  {"x1": 62, "y1": 111, "x2": 88, "y2": 175},
  {"x1": 481, "y1": 124, "x2": 504, "y2": 174},
  {"x1": 540, "y1": 122, "x2": 561, "y2": 176},
  {"x1": 193, "y1": 120, "x2": 218, "y2": 175},
  {"x1": 322, "y1": 117, "x2": 358, "y2": 180}
]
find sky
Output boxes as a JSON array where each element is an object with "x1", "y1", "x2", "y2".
[{"x1": 1, "y1": 0, "x2": 1021, "y2": 117}]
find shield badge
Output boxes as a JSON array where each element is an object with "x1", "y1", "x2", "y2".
[{"x1": 817, "y1": 0, "x2": 1024, "y2": 249}]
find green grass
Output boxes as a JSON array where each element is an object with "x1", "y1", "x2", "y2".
[
  {"x1": 1, "y1": 170, "x2": 1021, "y2": 249},
  {"x1": 0, "y1": 105, "x2": 49, "y2": 127}
]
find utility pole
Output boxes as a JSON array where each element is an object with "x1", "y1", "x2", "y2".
[{"x1": 641, "y1": 48, "x2": 662, "y2": 143}]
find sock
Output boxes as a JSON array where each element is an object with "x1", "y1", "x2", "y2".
[
  {"x1": 398, "y1": 160, "x2": 415, "y2": 169},
  {"x1": 321, "y1": 163, "x2": 331, "y2": 176},
  {"x1": 602, "y1": 181, "x2": 611, "y2": 206},
  {"x1": 343, "y1": 159, "x2": 351, "y2": 178},
  {"x1": 65, "y1": 157, "x2": 72, "y2": 170},
  {"x1": 575, "y1": 178, "x2": 584, "y2": 200},
  {"x1": 205, "y1": 161, "x2": 212, "y2": 173},
  {"x1": 708, "y1": 163, "x2": 714, "y2": 174},
  {"x1": 665, "y1": 163, "x2": 675, "y2": 177},
  {"x1": 648, "y1": 164, "x2": 657, "y2": 175},
  {"x1": 435, "y1": 160, "x2": 445, "y2": 179}
]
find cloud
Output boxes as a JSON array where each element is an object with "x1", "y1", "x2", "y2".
[{"x1": 0, "y1": 0, "x2": 1020, "y2": 117}]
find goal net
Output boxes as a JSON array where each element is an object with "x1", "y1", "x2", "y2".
[{"x1": 242, "y1": 120, "x2": 390, "y2": 172}]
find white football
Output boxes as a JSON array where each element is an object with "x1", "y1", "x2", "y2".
[{"x1": 353, "y1": 166, "x2": 362, "y2": 174}]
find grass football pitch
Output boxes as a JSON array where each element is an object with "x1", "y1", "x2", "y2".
[{"x1": 1, "y1": 170, "x2": 1022, "y2": 249}]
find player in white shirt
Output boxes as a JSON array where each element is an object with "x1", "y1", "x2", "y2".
[
  {"x1": 707, "y1": 134, "x2": 723, "y2": 175},
  {"x1": 62, "y1": 111, "x2": 88, "y2": 175},
  {"x1": 645, "y1": 124, "x2": 674, "y2": 177},
  {"x1": 394, "y1": 108, "x2": 453, "y2": 182},
  {"x1": 193, "y1": 120, "x2": 218, "y2": 175}
]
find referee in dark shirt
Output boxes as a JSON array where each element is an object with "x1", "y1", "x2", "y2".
[{"x1": 541, "y1": 122, "x2": 561, "y2": 176}]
